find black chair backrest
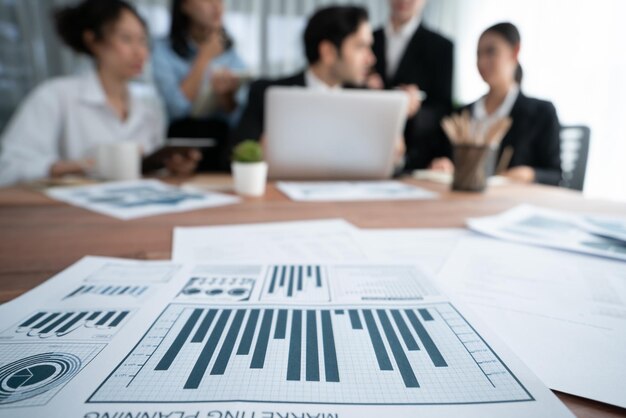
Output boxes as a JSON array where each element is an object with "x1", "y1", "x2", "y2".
[{"x1": 559, "y1": 125, "x2": 590, "y2": 191}]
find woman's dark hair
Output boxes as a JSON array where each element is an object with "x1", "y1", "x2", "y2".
[
  {"x1": 483, "y1": 22, "x2": 523, "y2": 84},
  {"x1": 170, "y1": 0, "x2": 233, "y2": 59},
  {"x1": 304, "y1": 6, "x2": 369, "y2": 65},
  {"x1": 54, "y1": 0, "x2": 147, "y2": 56}
]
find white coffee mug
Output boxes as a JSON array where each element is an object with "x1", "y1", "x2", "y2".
[{"x1": 95, "y1": 142, "x2": 141, "y2": 181}]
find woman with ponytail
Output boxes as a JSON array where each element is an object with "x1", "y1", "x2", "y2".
[
  {"x1": 0, "y1": 0, "x2": 200, "y2": 186},
  {"x1": 431, "y1": 22, "x2": 562, "y2": 185}
]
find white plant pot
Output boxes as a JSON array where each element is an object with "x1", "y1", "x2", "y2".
[{"x1": 232, "y1": 161, "x2": 268, "y2": 197}]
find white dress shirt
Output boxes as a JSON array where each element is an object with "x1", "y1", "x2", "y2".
[
  {"x1": 472, "y1": 84, "x2": 520, "y2": 137},
  {"x1": 305, "y1": 69, "x2": 342, "y2": 92},
  {"x1": 384, "y1": 14, "x2": 421, "y2": 79},
  {"x1": 0, "y1": 70, "x2": 165, "y2": 187}
]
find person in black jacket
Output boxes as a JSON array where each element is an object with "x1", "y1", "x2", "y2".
[
  {"x1": 370, "y1": 0, "x2": 454, "y2": 170},
  {"x1": 431, "y1": 23, "x2": 562, "y2": 185},
  {"x1": 234, "y1": 6, "x2": 376, "y2": 144}
]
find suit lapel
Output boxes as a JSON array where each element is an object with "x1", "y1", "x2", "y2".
[{"x1": 501, "y1": 92, "x2": 527, "y2": 149}]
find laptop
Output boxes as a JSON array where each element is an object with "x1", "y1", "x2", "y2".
[{"x1": 265, "y1": 87, "x2": 408, "y2": 180}]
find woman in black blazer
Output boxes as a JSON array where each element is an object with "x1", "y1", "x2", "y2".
[{"x1": 432, "y1": 23, "x2": 562, "y2": 185}]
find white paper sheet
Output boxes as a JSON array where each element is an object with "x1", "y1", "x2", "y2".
[
  {"x1": 436, "y1": 236, "x2": 626, "y2": 408},
  {"x1": 578, "y1": 214, "x2": 626, "y2": 242},
  {"x1": 173, "y1": 219, "x2": 369, "y2": 263},
  {"x1": 0, "y1": 256, "x2": 572, "y2": 417},
  {"x1": 276, "y1": 181, "x2": 437, "y2": 202},
  {"x1": 351, "y1": 228, "x2": 473, "y2": 274},
  {"x1": 46, "y1": 179, "x2": 240, "y2": 220},
  {"x1": 412, "y1": 170, "x2": 512, "y2": 187},
  {"x1": 467, "y1": 205, "x2": 626, "y2": 261}
]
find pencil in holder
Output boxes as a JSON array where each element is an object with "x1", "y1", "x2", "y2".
[{"x1": 452, "y1": 144, "x2": 496, "y2": 192}]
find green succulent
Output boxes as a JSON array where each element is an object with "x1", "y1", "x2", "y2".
[{"x1": 232, "y1": 140, "x2": 264, "y2": 163}]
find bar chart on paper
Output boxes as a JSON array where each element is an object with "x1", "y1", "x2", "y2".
[
  {"x1": 3, "y1": 310, "x2": 132, "y2": 340},
  {"x1": 89, "y1": 303, "x2": 532, "y2": 405},
  {"x1": 64, "y1": 285, "x2": 149, "y2": 299},
  {"x1": 261, "y1": 265, "x2": 329, "y2": 302}
]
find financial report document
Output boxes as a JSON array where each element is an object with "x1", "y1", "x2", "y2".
[
  {"x1": 276, "y1": 181, "x2": 437, "y2": 202},
  {"x1": 0, "y1": 256, "x2": 572, "y2": 417},
  {"x1": 47, "y1": 179, "x2": 240, "y2": 220},
  {"x1": 467, "y1": 205, "x2": 626, "y2": 261}
]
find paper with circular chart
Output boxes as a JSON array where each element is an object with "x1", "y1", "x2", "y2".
[{"x1": 0, "y1": 256, "x2": 573, "y2": 417}]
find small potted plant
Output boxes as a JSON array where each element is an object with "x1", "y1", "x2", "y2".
[{"x1": 231, "y1": 140, "x2": 268, "y2": 197}]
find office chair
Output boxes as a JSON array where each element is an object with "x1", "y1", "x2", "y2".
[{"x1": 559, "y1": 125, "x2": 590, "y2": 191}]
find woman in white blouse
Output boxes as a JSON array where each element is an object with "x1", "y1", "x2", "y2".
[{"x1": 0, "y1": 0, "x2": 200, "y2": 187}]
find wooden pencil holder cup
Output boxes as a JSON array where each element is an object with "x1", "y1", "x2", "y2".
[{"x1": 452, "y1": 145, "x2": 496, "y2": 192}]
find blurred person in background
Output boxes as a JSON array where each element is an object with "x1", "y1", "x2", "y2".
[
  {"x1": 431, "y1": 22, "x2": 561, "y2": 185},
  {"x1": 370, "y1": 0, "x2": 454, "y2": 171},
  {"x1": 152, "y1": 0, "x2": 248, "y2": 171},
  {"x1": 235, "y1": 6, "x2": 405, "y2": 166},
  {"x1": 0, "y1": 0, "x2": 200, "y2": 187}
]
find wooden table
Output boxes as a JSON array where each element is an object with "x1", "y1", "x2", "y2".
[{"x1": 0, "y1": 175, "x2": 625, "y2": 417}]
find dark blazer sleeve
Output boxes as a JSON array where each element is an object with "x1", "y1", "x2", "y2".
[
  {"x1": 531, "y1": 102, "x2": 562, "y2": 185},
  {"x1": 404, "y1": 37, "x2": 454, "y2": 169},
  {"x1": 233, "y1": 80, "x2": 268, "y2": 143}
]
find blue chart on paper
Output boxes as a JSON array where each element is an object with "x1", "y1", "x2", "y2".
[
  {"x1": 261, "y1": 265, "x2": 330, "y2": 302},
  {"x1": 76, "y1": 186, "x2": 204, "y2": 208},
  {"x1": 64, "y1": 285, "x2": 148, "y2": 299},
  {"x1": 4, "y1": 310, "x2": 131, "y2": 340},
  {"x1": 89, "y1": 303, "x2": 533, "y2": 405}
]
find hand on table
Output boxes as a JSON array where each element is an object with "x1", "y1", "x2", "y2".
[
  {"x1": 165, "y1": 149, "x2": 202, "y2": 177},
  {"x1": 502, "y1": 166, "x2": 535, "y2": 183},
  {"x1": 50, "y1": 159, "x2": 95, "y2": 178},
  {"x1": 429, "y1": 157, "x2": 455, "y2": 173}
]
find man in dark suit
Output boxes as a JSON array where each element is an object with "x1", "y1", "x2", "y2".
[
  {"x1": 234, "y1": 6, "x2": 378, "y2": 144},
  {"x1": 370, "y1": 0, "x2": 454, "y2": 170}
]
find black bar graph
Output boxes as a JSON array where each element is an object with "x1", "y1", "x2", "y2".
[
  {"x1": 286, "y1": 310, "x2": 302, "y2": 381},
  {"x1": 306, "y1": 310, "x2": 319, "y2": 382},
  {"x1": 210, "y1": 310, "x2": 246, "y2": 375},
  {"x1": 191, "y1": 309, "x2": 217, "y2": 343},
  {"x1": 321, "y1": 310, "x2": 339, "y2": 382},
  {"x1": 184, "y1": 310, "x2": 231, "y2": 389},
  {"x1": 10, "y1": 309, "x2": 131, "y2": 340},
  {"x1": 237, "y1": 309, "x2": 260, "y2": 354},
  {"x1": 405, "y1": 310, "x2": 447, "y2": 367},
  {"x1": 263, "y1": 265, "x2": 329, "y2": 301},
  {"x1": 250, "y1": 309, "x2": 273, "y2": 369},
  {"x1": 156, "y1": 308, "x2": 202, "y2": 370},
  {"x1": 144, "y1": 306, "x2": 449, "y2": 386},
  {"x1": 90, "y1": 303, "x2": 533, "y2": 405},
  {"x1": 64, "y1": 284, "x2": 149, "y2": 299},
  {"x1": 274, "y1": 309, "x2": 287, "y2": 339}
]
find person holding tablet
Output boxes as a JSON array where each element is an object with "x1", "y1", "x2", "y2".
[{"x1": 151, "y1": 0, "x2": 248, "y2": 170}]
